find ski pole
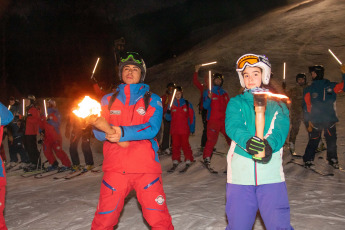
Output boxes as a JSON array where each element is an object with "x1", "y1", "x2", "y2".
[{"x1": 328, "y1": 49, "x2": 342, "y2": 65}]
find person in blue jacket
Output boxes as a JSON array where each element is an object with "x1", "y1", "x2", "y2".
[
  {"x1": 0, "y1": 101, "x2": 14, "y2": 229},
  {"x1": 225, "y1": 54, "x2": 293, "y2": 229},
  {"x1": 302, "y1": 64, "x2": 345, "y2": 169}
]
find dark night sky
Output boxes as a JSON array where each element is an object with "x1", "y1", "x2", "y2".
[{"x1": 0, "y1": 0, "x2": 287, "y2": 100}]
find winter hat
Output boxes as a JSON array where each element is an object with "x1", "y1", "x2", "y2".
[
  {"x1": 119, "y1": 52, "x2": 147, "y2": 82},
  {"x1": 309, "y1": 65, "x2": 324, "y2": 80},
  {"x1": 213, "y1": 73, "x2": 224, "y2": 86},
  {"x1": 296, "y1": 73, "x2": 307, "y2": 83},
  {"x1": 236, "y1": 54, "x2": 271, "y2": 88}
]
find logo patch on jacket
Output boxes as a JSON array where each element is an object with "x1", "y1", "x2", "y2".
[
  {"x1": 155, "y1": 195, "x2": 165, "y2": 205},
  {"x1": 183, "y1": 108, "x2": 187, "y2": 112},
  {"x1": 110, "y1": 110, "x2": 121, "y2": 115},
  {"x1": 136, "y1": 107, "x2": 146, "y2": 116}
]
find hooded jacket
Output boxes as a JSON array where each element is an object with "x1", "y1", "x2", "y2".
[{"x1": 225, "y1": 90, "x2": 289, "y2": 185}]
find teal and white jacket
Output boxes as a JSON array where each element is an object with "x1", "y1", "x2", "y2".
[{"x1": 225, "y1": 89, "x2": 289, "y2": 185}]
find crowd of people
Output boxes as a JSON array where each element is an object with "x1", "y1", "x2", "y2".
[{"x1": 0, "y1": 50, "x2": 345, "y2": 229}]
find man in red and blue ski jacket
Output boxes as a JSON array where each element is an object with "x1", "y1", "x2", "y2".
[
  {"x1": 202, "y1": 73, "x2": 231, "y2": 164},
  {"x1": 302, "y1": 64, "x2": 345, "y2": 169},
  {"x1": 0, "y1": 101, "x2": 14, "y2": 230},
  {"x1": 91, "y1": 52, "x2": 174, "y2": 230},
  {"x1": 165, "y1": 86, "x2": 195, "y2": 167}
]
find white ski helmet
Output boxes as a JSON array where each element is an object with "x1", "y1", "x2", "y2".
[{"x1": 236, "y1": 54, "x2": 271, "y2": 88}]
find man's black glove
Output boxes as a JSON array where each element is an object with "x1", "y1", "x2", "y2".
[
  {"x1": 252, "y1": 139, "x2": 272, "y2": 164},
  {"x1": 246, "y1": 136, "x2": 265, "y2": 155}
]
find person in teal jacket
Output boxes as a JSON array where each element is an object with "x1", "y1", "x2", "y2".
[{"x1": 225, "y1": 54, "x2": 293, "y2": 229}]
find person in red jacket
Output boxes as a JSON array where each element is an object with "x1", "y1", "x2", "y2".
[
  {"x1": 165, "y1": 86, "x2": 195, "y2": 170},
  {"x1": 91, "y1": 52, "x2": 174, "y2": 230},
  {"x1": 24, "y1": 95, "x2": 42, "y2": 171},
  {"x1": 39, "y1": 99, "x2": 71, "y2": 171},
  {"x1": 159, "y1": 82, "x2": 176, "y2": 155},
  {"x1": 0, "y1": 101, "x2": 14, "y2": 230},
  {"x1": 202, "y1": 73, "x2": 232, "y2": 166}
]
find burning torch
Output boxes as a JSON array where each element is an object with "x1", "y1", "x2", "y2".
[
  {"x1": 252, "y1": 92, "x2": 289, "y2": 159},
  {"x1": 73, "y1": 96, "x2": 129, "y2": 148}
]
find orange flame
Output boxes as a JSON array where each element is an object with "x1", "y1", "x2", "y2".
[
  {"x1": 72, "y1": 96, "x2": 101, "y2": 118},
  {"x1": 253, "y1": 91, "x2": 289, "y2": 99}
]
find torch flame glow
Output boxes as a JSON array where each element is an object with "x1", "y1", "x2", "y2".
[
  {"x1": 73, "y1": 96, "x2": 101, "y2": 118},
  {"x1": 253, "y1": 91, "x2": 289, "y2": 99}
]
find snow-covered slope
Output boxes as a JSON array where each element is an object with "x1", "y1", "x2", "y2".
[{"x1": 3, "y1": 0, "x2": 345, "y2": 229}]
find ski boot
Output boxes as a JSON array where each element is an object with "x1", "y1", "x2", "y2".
[
  {"x1": 328, "y1": 158, "x2": 339, "y2": 169},
  {"x1": 84, "y1": 165, "x2": 95, "y2": 172},
  {"x1": 304, "y1": 161, "x2": 315, "y2": 169}
]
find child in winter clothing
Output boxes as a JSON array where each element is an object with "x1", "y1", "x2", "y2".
[
  {"x1": 225, "y1": 54, "x2": 293, "y2": 229},
  {"x1": 165, "y1": 86, "x2": 195, "y2": 169},
  {"x1": 0, "y1": 101, "x2": 14, "y2": 230}
]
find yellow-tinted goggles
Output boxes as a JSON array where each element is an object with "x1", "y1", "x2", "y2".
[{"x1": 236, "y1": 55, "x2": 260, "y2": 70}]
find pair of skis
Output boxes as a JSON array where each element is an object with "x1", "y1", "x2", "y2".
[
  {"x1": 287, "y1": 158, "x2": 334, "y2": 176},
  {"x1": 167, "y1": 161, "x2": 195, "y2": 173}
]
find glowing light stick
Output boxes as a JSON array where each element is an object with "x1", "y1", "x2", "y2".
[
  {"x1": 91, "y1": 57, "x2": 100, "y2": 79},
  {"x1": 169, "y1": 89, "x2": 177, "y2": 109},
  {"x1": 73, "y1": 96, "x2": 128, "y2": 148},
  {"x1": 43, "y1": 99, "x2": 48, "y2": 119},
  {"x1": 283, "y1": 62, "x2": 286, "y2": 80},
  {"x1": 208, "y1": 70, "x2": 212, "y2": 91},
  {"x1": 328, "y1": 49, "x2": 342, "y2": 65},
  {"x1": 22, "y1": 99, "x2": 25, "y2": 116},
  {"x1": 201, "y1": 61, "x2": 217, "y2": 67},
  {"x1": 8, "y1": 105, "x2": 11, "y2": 110}
]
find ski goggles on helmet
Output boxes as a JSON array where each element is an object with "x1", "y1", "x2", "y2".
[
  {"x1": 236, "y1": 54, "x2": 270, "y2": 71},
  {"x1": 120, "y1": 52, "x2": 142, "y2": 64}
]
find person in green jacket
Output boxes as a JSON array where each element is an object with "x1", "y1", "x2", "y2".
[{"x1": 225, "y1": 54, "x2": 293, "y2": 229}]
